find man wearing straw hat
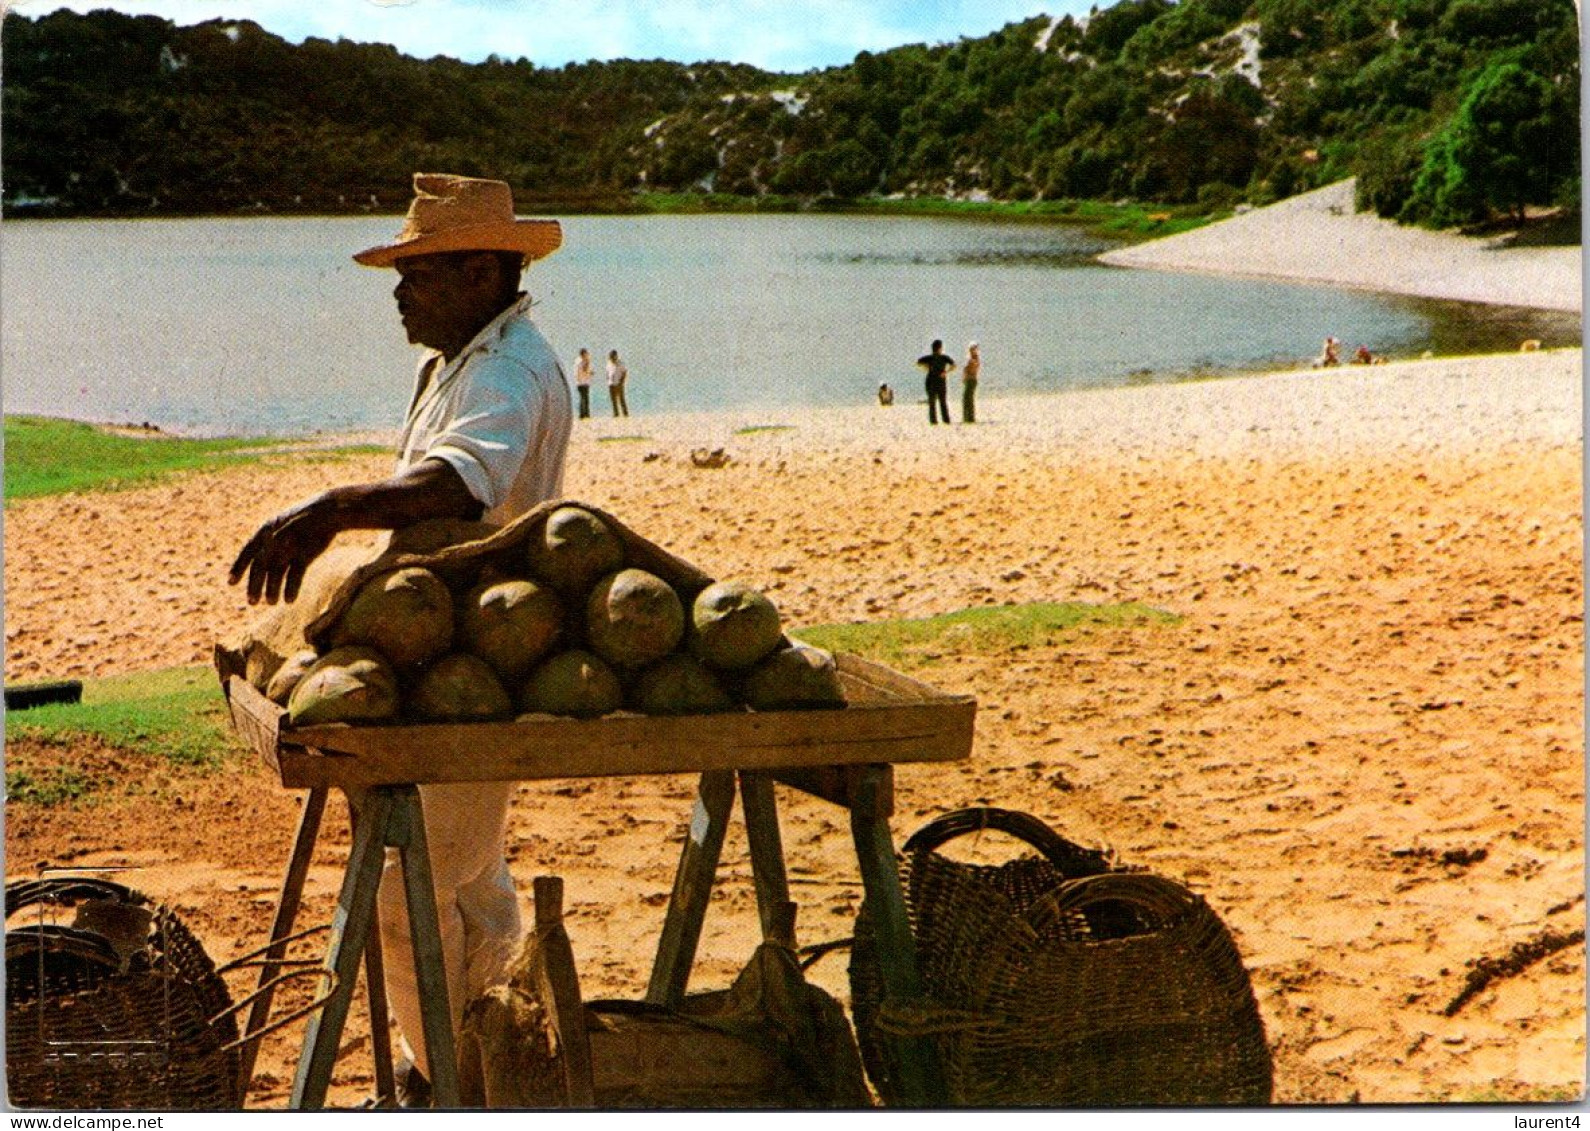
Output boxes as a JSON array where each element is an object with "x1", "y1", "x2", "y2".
[{"x1": 230, "y1": 172, "x2": 572, "y2": 1105}]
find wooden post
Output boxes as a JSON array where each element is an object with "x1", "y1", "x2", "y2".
[
  {"x1": 532, "y1": 876, "x2": 596, "y2": 1106},
  {"x1": 739, "y1": 772, "x2": 793, "y2": 946},
  {"x1": 848, "y1": 765, "x2": 945, "y2": 1107},
  {"x1": 362, "y1": 907, "x2": 397, "y2": 1106},
  {"x1": 290, "y1": 787, "x2": 392, "y2": 1109},
  {"x1": 238, "y1": 785, "x2": 327, "y2": 1096},
  {"x1": 389, "y1": 786, "x2": 462, "y2": 1109},
  {"x1": 645, "y1": 769, "x2": 735, "y2": 1008}
]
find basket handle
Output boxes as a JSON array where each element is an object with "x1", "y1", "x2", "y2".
[
  {"x1": 6, "y1": 877, "x2": 145, "y2": 918},
  {"x1": 1025, "y1": 872, "x2": 1199, "y2": 938},
  {"x1": 902, "y1": 807, "x2": 1106, "y2": 872}
]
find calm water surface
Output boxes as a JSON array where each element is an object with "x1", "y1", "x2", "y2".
[{"x1": 2, "y1": 214, "x2": 1576, "y2": 437}]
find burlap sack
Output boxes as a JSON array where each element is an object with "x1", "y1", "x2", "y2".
[
  {"x1": 227, "y1": 500, "x2": 711, "y2": 693},
  {"x1": 226, "y1": 538, "x2": 389, "y2": 694}
]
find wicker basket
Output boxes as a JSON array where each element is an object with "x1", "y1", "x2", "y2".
[
  {"x1": 6, "y1": 878, "x2": 243, "y2": 1110},
  {"x1": 850, "y1": 808, "x2": 1273, "y2": 1107}
]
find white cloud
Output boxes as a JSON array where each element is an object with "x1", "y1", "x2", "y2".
[{"x1": 10, "y1": 0, "x2": 1093, "y2": 70}]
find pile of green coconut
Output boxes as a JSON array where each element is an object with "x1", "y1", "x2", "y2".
[{"x1": 260, "y1": 505, "x2": 845, "y2": 727}]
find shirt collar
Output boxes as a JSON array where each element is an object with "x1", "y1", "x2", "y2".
[
  {"x1": 441, "y1": 291, "x2": 533, "y2": 369},
  {"x1": 409, "y1": 292, "x2": 533, "y2": 418}
]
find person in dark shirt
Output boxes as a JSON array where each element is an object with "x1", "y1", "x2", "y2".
[{"x1": 916, "y1": 339, "x2": 956, "y2": 425}]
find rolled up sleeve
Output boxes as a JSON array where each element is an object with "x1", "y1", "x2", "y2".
[{"x1": 419, "y1": 357, "x2": 537, "y2": 514}]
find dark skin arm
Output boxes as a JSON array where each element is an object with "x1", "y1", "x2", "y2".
[{"x1": 229, "y1": 457, "x2": 483, "y2": 605}]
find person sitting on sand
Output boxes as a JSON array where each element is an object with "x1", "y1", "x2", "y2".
[
  {"x1": 1352, "y1": 344, "x2": 1379, "y2": 365},
  {"x1": 1312, "y1": 336, "x2": 1341, "y2": 368},
  {"x1": 878, "y1": 382, "x2": 895, "y2": 406}
]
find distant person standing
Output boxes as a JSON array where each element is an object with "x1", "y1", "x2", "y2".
[
  {"x1": 916, "y1": 339, "x2": 955, "y2": 425},
  {"x1": 573, "y1": 347, "x2": 593, "y2": 419},
  {"x1": 606, "y1": 349, "x2": 630, "y2": 417},
  {"x1": 961, "y1": 341, "x2": 981, "y2": 423}
]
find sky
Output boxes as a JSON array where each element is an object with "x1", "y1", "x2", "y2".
[{"x1": 10, "y1": 0, "x2": 1098, "y2": 72}]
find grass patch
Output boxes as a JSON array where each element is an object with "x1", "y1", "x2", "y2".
[
  {"x1": 5, "y1": 766, "x2": 95, "y2": 807},
  {"x1": 629, "y1": 191, "x2": 1220, "y2": 240},
  {"x1": 4, "y1": 415, "x2": 276, "y2": 501},
  {"x1": 595, "y1": 434, "x2": 652, "y2": 443},
  {"x1": 792, "y1": 601, "x2": 1179, "y2": 670},
  {"x1": 635, "y1": 191, "x2": 803, "y2": 214},
  {"x1": 1451, "y1": 1085, "x2": 1584, "y2": 1103},
  {"x1": 733, "y1": 425, "x2": 796, "y2": 435},
  {"x1": 6, "y1": 665, "x2": 238, "y2": 770}
]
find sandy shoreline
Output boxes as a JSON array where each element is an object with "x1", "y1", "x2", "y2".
[
  {"x1": 5, "y1": 347, "x2": 1580, "y2": 686},
  {"x1": 1100, "y1": 179, "x2": 1583, "y2": 314},
  {"x1": 4, "y1": 185, "x2": 1584, "y2": 1107}
]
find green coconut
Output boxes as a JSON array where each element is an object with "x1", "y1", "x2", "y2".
[
  {"x1": 519, "y1": 649, "x2": 624, "y2": 718},
  {"x1": 689, "y1": 581, "x2": 783, "y2": 671},
  {"x1": 459, "y1": 578, "x2": 565, "y2": 684},
  {"x1": 632, "y1": 654, "x2": 737, "y2": 716},
  {"x1": 585, "y1": 569, "x2": 685, "y2": 669},
  {"x1": 408, "y1": 653, "x2": 512, "y2": 722},
  {"x1": 265, "y1": 649, "x2": 321, "y2": 706},
  {"x1": 287, "y1": 646, "x2": 401, "y2": 726},
  {"x1": 527, "y1": 506, "x2": 625, "y2": 594},
  {"x1": 333, "y1": 567, "x2": 454, "y2": 669},
  {"x1": 741, "y1": 641, "x2": 847, "y2": 710}
]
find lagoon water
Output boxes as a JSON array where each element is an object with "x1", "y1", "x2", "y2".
[{"x1": 2, "y1": 213, "x2": 1576, "y2": 437}]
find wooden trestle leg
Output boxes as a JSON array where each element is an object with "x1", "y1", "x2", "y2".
[
  {"x1": 645, "y1": 769, "x2": 735, "y2": 1008},
  {"x1": 739, "y1": 771, "x2": 793, "y2": 946},
  {"x1": 289, "y1": 786, "x2": 460, "y2": 1109},
  {"x1": 237, "y1": 784, "x2": 327, "y2": 1097},
  {"x1": 391, "y1": 786, "x2": 461, "y2": 1108},
  {"x1": 848, "y1": 765, "x2": 946, "y2": 1107}
]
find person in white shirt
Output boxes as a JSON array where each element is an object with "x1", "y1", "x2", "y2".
[
  {"x1": 961, "y1": 341, "x2": 981, "y2": 423},
  {"x1": 572, "y1": 347, "x2": 593, "y2": 419},
  {"x1": 229, "y1": 172, "x2": 571, "y2": 1106},
  {"x1": 606, "y1": 349, "x2": 630, "y2": 417}
]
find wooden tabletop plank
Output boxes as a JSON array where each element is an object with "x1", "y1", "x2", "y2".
[{"x1": 223, "y1": 651, "x2": 975, "y2": 789}]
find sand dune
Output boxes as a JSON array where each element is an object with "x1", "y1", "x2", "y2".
[{"x1": 1101, "y1": 179, "x2": 1583, "y2": 314}]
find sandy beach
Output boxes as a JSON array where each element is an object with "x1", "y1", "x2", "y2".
[
  {"x1": 4, "y1": 189, "x2": 1583, "y2": 1107},
  {"x1": 1101, "y1": 179, "x2": 1584, "y2": 314}
]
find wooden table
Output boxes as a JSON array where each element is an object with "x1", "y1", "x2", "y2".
[{"x1": 217, "y1": 649, "x2": 975, "y2": 1109}]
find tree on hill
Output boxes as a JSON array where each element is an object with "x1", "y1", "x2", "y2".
[
  {"x1": 2, "y1": 0, "x2": 1581, "y2": 225},
  {"x1": 1399, "y1": 57, "x2": 1579, "y2": 226}
]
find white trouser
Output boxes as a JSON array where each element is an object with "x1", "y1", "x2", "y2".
[{"x1": 374, "y1": 780, "x2": 521, "y2": 1080}]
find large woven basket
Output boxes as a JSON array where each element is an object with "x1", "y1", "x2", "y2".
[
  {"x1": 850, "y1": 808, "x2": 1273, "y2": 1107},
  {"x1": 6, "y1": 878, "x2": 243, "y2": 1110}
]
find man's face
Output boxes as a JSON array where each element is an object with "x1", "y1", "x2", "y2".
[{"x1": 392, "y1": 253, "x2": 496, "y2": 352}]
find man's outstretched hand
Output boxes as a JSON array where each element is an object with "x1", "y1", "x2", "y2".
[
  {"x1": 228, "y1": 459, "x2": 485, "y2": 605},
  {"x1": 229, "y1": 496, "x2": 341, "y2": 605}
]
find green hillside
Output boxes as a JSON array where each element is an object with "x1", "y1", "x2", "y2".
[{"x1": 3, "y1": 0, "x2": 1578, "y2": 228}]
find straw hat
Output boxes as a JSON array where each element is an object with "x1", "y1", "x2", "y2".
[{"x1": 353, "y1": 173, "x2": 563, "y2": 268}]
